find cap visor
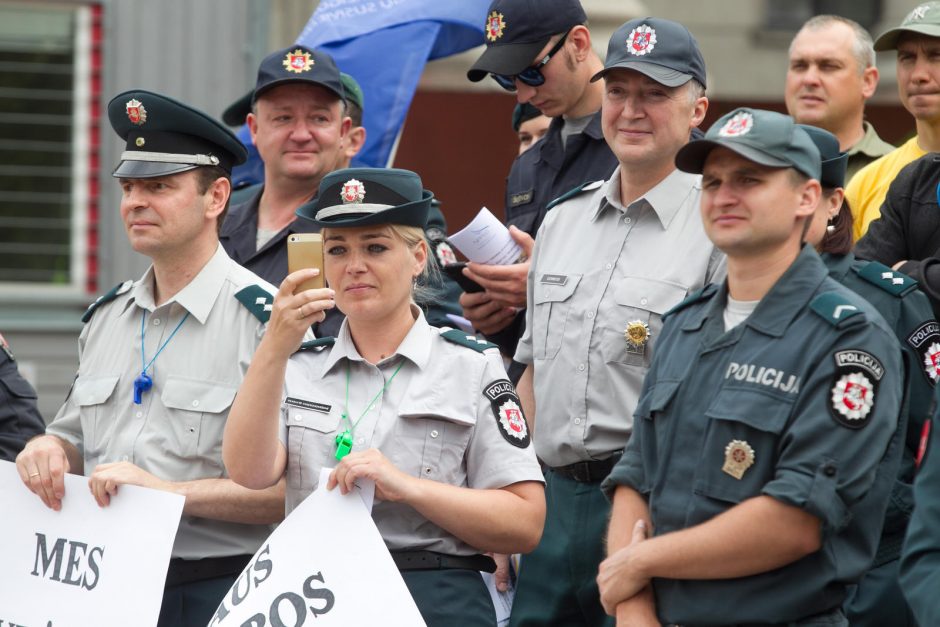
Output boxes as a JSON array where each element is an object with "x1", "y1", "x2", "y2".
[
  {"x1": 111, "y1": 160, "x2": 199, "y2": 179},
  {"x1": 467, "y1": 40, "x2": 549, "y2": 82},
  {"x1": 222, "y1": 90, "x2": 253, "y2": 126},
  {"x1": 253, "y1": 78, "x2": 343, "y2": 103},
  {"x1": 298, "y1": 191, "x2": 435, "y2": 229},
  {"x1": 874, "y1": 24, "x2": 940, "y2": 50},
  {"x1": 675, "y1": 139, "x2": 791, "y2": 174},
  {"x1": 592, "y1": 62, "x2": 692, "y2": 86}
]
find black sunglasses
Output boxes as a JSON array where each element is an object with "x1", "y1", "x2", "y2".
[{"x1": 491, "y1": 30, "x2": 570, "y2": 92}]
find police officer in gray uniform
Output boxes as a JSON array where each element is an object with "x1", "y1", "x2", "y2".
[
  {"x1": 223, "y1": 167, "x2": 545, "y2": 627},
  {"x1": 15, "y1": 90, "x2": 287, "y2": 627},
  {"x1": 599, "y1": 108, "x2": 903, "y2": 626}
]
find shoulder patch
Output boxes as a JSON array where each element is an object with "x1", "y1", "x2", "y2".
[
  {"x1": 483, "y1": 379, "x2": 530, "y2": 448},
  {"x1": 81, "y1": 280, "x2": 133, "y2": 323},
  {"x1": 854, "y1": 261, "x2": 918, "y2": 297},
  {"x1": 829, "y1": 349, "x2": 884, "y2": 429},
  {"x1": 296, "y1": 337, "x2": 336, "y2": 352},
  {"x1": 810, "y1": 292, "x2": 866, "y2": 328},
  {"x1": 663, "y1": 283, "x2": 718, "y2": 319},
  {"x1": 546, "y1": 180, "x2": 604, "y2": 210},
  {"x1": 235, "y1": 285, "x2": 275, "y2": 324},
  {"x1": 441, "y1": 329, "x2": 498, "y2": 352},
  {"x1": 908, "y1": 320, "x2": 940, "y2": 385}
]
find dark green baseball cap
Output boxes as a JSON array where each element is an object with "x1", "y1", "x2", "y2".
[
  {"x1": 798, "y1": 124, "x2": 848, "y2": 188},
  {"x1": 874, "y1": 2, "x2": 940, "y2": 51},
  {"x1": 109, "y1": 89, "x2": 248, "y2": 178},
  {"x1": 675, "y1": 107, "x2": 821, "y2": 180},
  {"x1": 592, "y1": 17, "x2": 706, "y2": 87},
  {"x1": 297, "y1": 167, "x2": 433, "y2": 228}
]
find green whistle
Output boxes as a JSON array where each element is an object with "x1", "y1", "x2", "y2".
[{"x1": 335, "y1": 429, "x2": 353, "y2": 460}]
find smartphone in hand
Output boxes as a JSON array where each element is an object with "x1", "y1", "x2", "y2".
[
  {"x1": 443, "y1": 262, "x2": 485, "y2": 294},
  {"x1": 287, "y1": 233, "x2": 325, "y2": 292}
]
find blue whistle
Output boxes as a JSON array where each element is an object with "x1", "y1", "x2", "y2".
[{"x1": 133, "y1": 372, "x2": 153, "y2": 404}]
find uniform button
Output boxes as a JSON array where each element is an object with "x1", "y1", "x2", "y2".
[
  {"x1": 640, "y1": 297, "x2": 648, "y2": 306},
  {"x1": 424, "y1": 466, "x2": 432, "y2": 474},
  {"x1": 578, "y1": 363, "x2": 585, "y2": 371},
  {"x1": 191, "y1": 400, "x2": 200, "y2": 408},
  {"x1": 188, "y1": 427, "x2": 195, "y2": 433},
  {"x1": 430, "y1": 430, "x2": 439, "y2": 438},
  {"x1": 624, "y1": 217, "x2": 632, "y2": 224},
  {"x1": 369, "y1": 404, "x2": 376, "y2": 411},
  {"x1": 122, "y1": 455, "x2": 129, "y2": 462},
  {"x1": 136, "y1": 411, "x2": 142, "y2": 418},
  {"x1": 294, "y1": 414, "x2": 303, "y2": 421},
  {"x1": 152, "y1": 318, "x2": 161, "y2": 326},
  {"x1": 574, "y1": 417, "x2": 582, "y2": 425},
  {"x1": 824, "y1": 464, "x2": 837, "y2": 477},
  {"x1": 605, "y1": 263, "x2": 612, "y2": 270},
  {"x1": 356, "y1": 437, "x2": 364, "y2": 445},
  {"x1": 587, "y1": 311, "x2": 595, "y2": 319}
]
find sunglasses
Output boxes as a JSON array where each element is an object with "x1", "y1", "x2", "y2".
[{"x1": 491, "y1": 30, "x2": 570, "y2": 92}]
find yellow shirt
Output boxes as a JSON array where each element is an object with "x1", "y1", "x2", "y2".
[{"x1": 846, "y1": 136, "x2": 925, "y2": 241}]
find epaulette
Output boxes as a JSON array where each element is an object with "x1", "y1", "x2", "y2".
[
  {"x1": 545, "y1": 180, "x2": 604, "y2": 210},
  {"x1": 296, "y1": 337, "x2": 335, "y2": 352},
  {"x1": 81, "y1": 280, "x2": 133, "y2": 323},
  {"x1": 441, "y1": 329, "x2": 498, "y2": 353},
  {"x1": 663, "y1": 284, "x2": 718, "y2": 319},
  {"x1": 854, "y1": 261, "x2": 918, "y2": 297},
  {"x1": 810, "y1": 292, "x2": 866, "y2": 327},
  {"x1": 234, "y1": 285, "x2": 275, "y2": 324}
]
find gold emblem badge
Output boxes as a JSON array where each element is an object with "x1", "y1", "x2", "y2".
[
  {"x1": 485, "y1": 11, "x2": 506, "y2": 42},
  {"x1": 722, "y1": 440, "x2": 755, "y2": 480},
  {"x1": 283, "y1": 49, "x2": 314, "y2": 74},
  {"x1": 624, "y1": 320, "x2": 651, "y2": 352},
  {"x1": 126, "y1": 99, "x2": 147, "y2": 126}
]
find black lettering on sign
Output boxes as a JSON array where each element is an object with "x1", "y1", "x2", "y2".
[{"x1": 31, "y1": 533, "x2": 105, "y2": 591}]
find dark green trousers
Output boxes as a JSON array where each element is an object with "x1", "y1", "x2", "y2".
[
  {"x1": 403, "y1": 569, "x2": 497, "y2": 627},
  {"x1": 509, "y1": 470, "x2": 614, "y2": 627},
  {"x1": 158, "y1": 574, "x2": 237, "y2": 627}
]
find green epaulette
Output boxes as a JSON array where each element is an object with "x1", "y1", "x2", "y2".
[
  {"x1": 663, "y1": 283, "x2": 718, "y2": 319},
  {"x1": 296, "y1": 337, "x2": 335, "y2": 352},
  {"x1": 855, "y1": 261, "x2": 918, "y2": 297},
  {"x1": 234, "y1": 285, "x2": 275, "y2": 323},
  {"x1": 441, "y1": 329, "x2": 498, "y2": 353},
  {"x1": 545, "y1": 180, "x2": 604, "y2": 210},
  {"x1": 81, "y1": 280, "x2": 133, "y2": 323},
  {"x1": 810, "y1": 292, "x2": 866, "y2": 327}
]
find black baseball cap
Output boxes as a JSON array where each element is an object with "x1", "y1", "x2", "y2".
[
  {"x1": 222, "y1": 72, "x2": 363, "y2": 127},
  {"x1": 798, "y1": 124, "x2": 848, "y2": 188},
  {"x1": 467, "y1": 0, "x2": 587, "y2": 82},
  {"x1": 592, "y1": 17, "x2": 706, "y2": 87},
  {"x1": 252, "y1": 45, "x2": 344, "y2": 104}
]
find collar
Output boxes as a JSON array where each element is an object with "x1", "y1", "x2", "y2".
[
  {"x1": 535, "y1": 108, "x2": 604, "y2": 165},
  {"x1": 219, "y1": 185, "x2": 263, "y2": 238},
  {"x1": 847, "y1": 122, "x2": 894, "y2": 158},
  {"x1": 593, "y1": 167, "x2": 699, "y2": 229},
  {"x1": 820, "y1": 251, "x2": 855, "y2": 283},
  {"x1": 322, "y1": 305, "x2": 432, "y2": 376},
  {"x1": 123, "y1": 244, "x2": 232, "y2": 324}
]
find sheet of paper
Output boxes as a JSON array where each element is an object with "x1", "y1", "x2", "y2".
[
  {"x1": 448, "y1": 207, "x2": 523, "y2": 265},
  {"x1": 0, "y1": 460, "x2": 184, "y2": 627},
  {"x1": 445, "y1": 313, "x2": 475, "y2": 334},
  {"x1": 319, "y1": 466, "x2": 374, "y2": 512},
  {"x1": 481, "y1": 571, "x2": 515, "y2": 625}
]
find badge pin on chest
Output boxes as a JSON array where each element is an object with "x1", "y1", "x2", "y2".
[
  {"x1": 624, "y1": 320, "x2": 651, "y2": 355},
  {"x1": 722, "y1": 440, "x2": 755, "y2": 480}
]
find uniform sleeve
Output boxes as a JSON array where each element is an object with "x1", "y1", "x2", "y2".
[
  {"x1": 0, "y1": 353, "x2": 45, "y2": 461},
  {"x1": 854, "y1": 167, "x2": 913, "y2": 266},
  {"x1": 44, "y1": 324, "x2": 92, "y2": 454},
  {"x1": 761, "y1": 323, "x2": 902, "y2": 532},
  {"x1": 465, "y1": 350, "x2": 544, "y2": 490}
]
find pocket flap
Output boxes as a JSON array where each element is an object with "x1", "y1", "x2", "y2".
[
  {"x1": 635, "y1": 380, "x2": 680, "y2": 418},
  {"x1": 615, "y1": 277, "x2": 688, "y2": 314},
  {"x1": 162, "y1": 376, "x2": 237, "y2": 414},
  {"x1": 533, "y1": 273, "x2": 582, "y2": 305},
  {"x1": 704, "y1": 388, "x2": 793, "y2": 433},
  {"x1": 398, "y1": 398, "x2": 477, "y2": 426},
  {"x1": 73, "y1": 375, "x2": 120, "y2": 407}
]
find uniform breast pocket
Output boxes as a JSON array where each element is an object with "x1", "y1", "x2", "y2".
[
  {"x1": 532, "y1": 274, "x2": 581, "y2": 360},
  {"x1": 634, "y1": 380, "x2": 680, "y2": 495},
  {"x1": 161, "y1": 377, "x2": 238, "y2": 474},
  {"x1": 72, "y1": 374, "x2": 120, "y2": 458},
  {"x1": 691, "y1": 389, "x2": 792, "y2": 519},
  {"x1": 285, "y1": 407, "x2": 343, "y2": 491},
  {"x1": 603, "y1": 277, "x2": 687, "y2": 367},
  {"x1": 393, "y1": 406, "x2": 476, "y2": 486}
]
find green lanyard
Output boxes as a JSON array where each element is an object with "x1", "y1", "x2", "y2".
[{"x1": 335, "y1": 359, "x2": 405, "y2": 460}]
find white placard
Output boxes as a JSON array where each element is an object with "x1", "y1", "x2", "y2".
[
  {"x1": 0, "y1": 460, "x2": 184, "y2": 627},
  {"x1": 208, "y1": 469, "x2": 424, "y2": 627},
  {"x1": 448, "y1": 207, "x2": 524, "y2": 266}
]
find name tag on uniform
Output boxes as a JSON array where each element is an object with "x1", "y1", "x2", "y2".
[
  {"x1": 510, "y1": 190, "x2": 533, "y2": 207},
  {"x1": 540, "y1": 274, "x2": 568, "y2": 286},
  {"x1": 285, "y1": 397, "x2": 331, "y2": 414}
]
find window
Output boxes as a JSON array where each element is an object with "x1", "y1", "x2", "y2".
[
  {"x1": 0, "y1": 2, "x2": 100, "y2": 293},
  {"x1": 763, "y1": 0, "x2": 882, "y2": 32}
]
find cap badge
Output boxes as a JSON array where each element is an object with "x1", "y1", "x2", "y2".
[
  {"x1": 485, "y1": 11, "x2": 506, "y2": 42},
  {"x1": 924, "y1": 342, "x2": 940, "y2": 382},
  {"x1": 627, "y1": 25, "x2": 657, "y2": 56},
  {"x1": 125, "y1": 99, "x2": 147, "y2": 126},
  {"x1": 831, "y1": 371, "x2": 875, "y2": 423},
  {"x1": 283, "y1": 49, "x2": 314, "y2": 74},
  {"x1": 719, "y1": 111, "x2": 754, "y2": 137},
  {"x1": 341, "y1": 178, "x2": 366, "y2": 204},
  {"x1": 135, "y1": 137, "x2": 146, "y2": 147},
  {"x1": 722, "y1": 440, "x2": 755, "y2": 480},
  {"x1": 912, "y1": 4, "x2": 930, "y2": 20},
  {"x1": 624, "y1": 320, "x2": 651, "y2": 352}
]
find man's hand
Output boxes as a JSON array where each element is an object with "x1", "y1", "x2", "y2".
[
  {"x1": 88, "y1": 461, "x2": 171, "y2": 507},
  {"x1": 15, "y1": 435, "x2": 71, "y2": 511},
  {"x1": 598, "y1": 519, "x2": 652, "y2": 615},
  {"x1": 459, "y1": 291, "x2": 517, "y2": 335},
  {"x1": 488, "y1": 553, "x2": 512, "y2": 592},
  {"x1": 463, "y1": 226, "x2": 535, "y2": 309}
]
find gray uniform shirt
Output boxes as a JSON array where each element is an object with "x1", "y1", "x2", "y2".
[
  {"x1": 279, "y1": 311, "x2": 544, "y2": 556},
  {"x1": 516, "y1": 167, "x2": 726, "y2": 468},
  {"x1": 47, "y1": 244, "x2": 276, "y2": 559}
]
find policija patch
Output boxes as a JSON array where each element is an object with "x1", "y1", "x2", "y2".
[
  {"x1": 483, "y1": 379, "x2": 530, "y2": 448},
  {"x1": 829, "y1": 350, "x2": 884, "y2": 429},
  {"x1": 907, "y1": 321, "x2": 940, "y2": 385}
]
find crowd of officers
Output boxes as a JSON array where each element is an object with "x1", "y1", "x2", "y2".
[{"x1": 8, "y1": 0, "x2": 940, "y2": 625}]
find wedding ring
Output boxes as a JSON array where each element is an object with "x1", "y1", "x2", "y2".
[
  {"x1": 29, "y1": 472, "x2": 40, "y2": 478},
  {"x1": 299, "y1": 304, "x2": 306, "y2": 319}
]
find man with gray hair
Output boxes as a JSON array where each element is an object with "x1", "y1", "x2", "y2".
[{"x1": 786, "y1": 15, "x2": 894, "y2": 183}]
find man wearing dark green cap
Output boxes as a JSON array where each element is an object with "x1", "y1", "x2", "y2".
[
  {"x1": 15, "y1": 89, "x2": 288, "y2": 627},
  {"x1": 599, "y1": 108, "x2": 902, "y2": 626}
]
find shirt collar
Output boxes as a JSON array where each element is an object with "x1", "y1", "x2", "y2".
[
  {"x1": 322, "y1": 305, "x2": 432, "y2": 375},
  {"x1": 847, "y1": 122, "x2": 892, "y2": 159},
  {"x1": 594, "y1": 167, "x2": 700, "y2": 229}
]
